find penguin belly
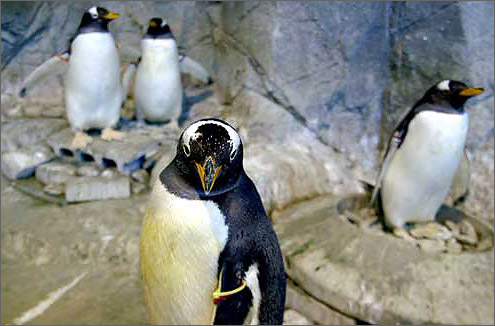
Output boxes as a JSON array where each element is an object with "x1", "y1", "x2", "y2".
[
  {"x1": 65, "y1": 33, "x2": 122, "y2": 130},
  {"x1": 135, "y1": 39, "x2": 183, "y2": 122},
  {"x1": 382, "y1": 111, "x2": 468, "y2": 229},
  {"x1": 139, "y1": 180, "x2": 228, "y2": 324}
]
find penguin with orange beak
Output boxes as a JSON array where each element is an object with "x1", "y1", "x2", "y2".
[{"x1": 140, "y1": 118, "x2": 286, "y2": 324}]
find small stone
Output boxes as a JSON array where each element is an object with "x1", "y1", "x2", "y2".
[
  {"x1": 476, "y1": 238, "x2": 494, "y2": 251},
  {"x1": 101, "y1": 168, "x2": 118, "y2": 178},
  {"x1": 43, "y1": 183, "x2": 65, "y2": 196},
  {"x1": 77, "y1": 165, "x2": 100, "y2": 177},
  {"x1": 446, "y1": 238, "x2": 463, "y2": 254},
  {"x1": 443, "y1": 220, "x2": 460, "y2": 236},
  {"x1": 131, "y1": 181, "x2": 147, "y2": 194},
  {"x1": 131, "y1": 169, "x2": 149, "y2": 184},
  {"x1": 344, "y1": 210, "x2": 363, "y2": 225},
  {"x1": 393, "y1": 228, "x2": 417, "y2": 243},
  {"x1": 65, "y1": 176, "x2": 130, "y2": 202},
  {"x1": 35, "y1": 161, "x2": 77, "y2": 185},
  {"x1": 410, "y1": 222, "x2": 452, "y2": 241},
  {"x1": 418, "y1": 239, "x2": 446, "y2": 254},
  {"x1": 455, "y1": 220, "x2": 478, "y2": 245},
  {"x1": 283, "y1": 309, "x2": 313, "y2": 325},
  {"x1": 1, "y1": 146, "x2": 55, "y2": 179}
]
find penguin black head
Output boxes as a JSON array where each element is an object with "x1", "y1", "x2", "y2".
[
  {"x1": 420, "y1": 80, "x2": 484, "y2": 111},
  {"x1": 78, "y1": 6, "x2": 120, "y2": 32},
  {"x1": 173, "y1": 119, "x2": 243, "y2": 197},
  {"x1": 144, "y1": 18, "x2": 174, "y2": 39}
]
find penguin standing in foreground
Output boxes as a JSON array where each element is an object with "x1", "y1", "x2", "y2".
[
  {"x1": 139, "y1": 118, "x2": 286, "y2": 324},
  {"x1": 370, "y1": 80, "x2": 484, "y2": 233},
  {"x1": 20, "y1": 6, "x2": 130, "y2": 148},
  {"x1": 129, "y1": 17, "x2": 212, "y2": 124}
]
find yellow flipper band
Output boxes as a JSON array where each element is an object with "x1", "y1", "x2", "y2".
[{"x1": 212, "y1": 280, "x2": 246, "y2": 304}]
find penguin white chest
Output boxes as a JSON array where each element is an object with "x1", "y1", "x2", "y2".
[
  {"x1": 140, "y1": 180, "x2": 228, "y2": 325},
  {"x1": 135, "y1": 39, "x2": 183, "y2": 122},
  {"x1": 382, "y1": 111, "x2": 468, "y2": 228},
  {"x1": 66, "y1": 33, "x2": 122, "y2": 130}
]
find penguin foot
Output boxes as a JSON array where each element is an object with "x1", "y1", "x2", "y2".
[
  {"x1": 393, "y1": 228, "x2": 417, "y2": 243},
  {"x1": 101, "y1": 128, "x2": 125, "y2": 141},
  {"x1": 71, "y1": 132, "x2": 93, "y2": 149}
]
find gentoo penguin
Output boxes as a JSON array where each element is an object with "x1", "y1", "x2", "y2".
[
  {"x1": 19, "y1": 6, "x2": 128, "y2": 148},
  {"x1": 370, "y1": 80, "x2": 483, "y2": 232},
  {"x1": 126, "y1": 17, "x2": 212, "y2": 124},
  {"x1": 139, "y1": 118, "x2": 286, "y2": 324},
  {"x1": 134, "y1": 18, "x2": 183, "y2": 123},
  {"x1": 65, "y1": 6, "x2": 124, "y2": 147}
]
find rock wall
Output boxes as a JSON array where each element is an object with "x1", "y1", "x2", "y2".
[{"x1": 1, "y1": 1, "x2": 494, "y2": 218}]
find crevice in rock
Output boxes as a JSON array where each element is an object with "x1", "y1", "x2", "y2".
[{"x1": 216, "y1": 27, "x2": 341, "y2": 152}]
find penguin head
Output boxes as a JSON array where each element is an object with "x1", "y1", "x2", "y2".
[
  {"x1": 79, "y1": 6, "x2": 119, "y2": 31},
  {"x1": 175, "y1": 119, "x2": 243, "y2": 197},
  {"x1": 144, "y1": 18, "x2": 174, "y2": 39},
  {"x1": 421, "y1": 80, "x2": 484, "y2": 110}
]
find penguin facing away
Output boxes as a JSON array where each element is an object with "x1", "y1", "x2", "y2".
[
  {"x1": 139, "y1": 118, "x2": 286, "y2": 325},
  {"x1": 134, "y1": 18, "x2": 183, "y2": 123},
  {"x1": 19, "y1": 6, "x2": 128, "y2": 148},
  {"x1": 370, "y1": 80, "x2": 484, "y2": 233}
]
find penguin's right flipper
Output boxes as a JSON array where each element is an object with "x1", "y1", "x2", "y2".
[
  {"x1": 212, "y1": 262, "x2": 253, "y2": 325},
  {"x1": 18, "y1": 52, "x2": 70, "y2": 97}
]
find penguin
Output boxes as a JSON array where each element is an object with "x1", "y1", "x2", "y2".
[
  {"x1": 19, "y1": 6, "x2": 129, "y2": 148},
  {"x1": 370, "y1": 80, "x2": 484, "y2": 233},
  {"x1": 133, "y1": 18, "x2": 183, "y2": 124},
  {"x1": 139, "y1": 118, "x2": 286, "y2": 325},
  {"x1": 127, "y1": 17, "x2": 212, "y2": 124}
]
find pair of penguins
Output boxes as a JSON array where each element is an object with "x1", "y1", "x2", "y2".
[
  {"x1": 21, "y1": 6, "x2": 485, "y2": 325},
  {"x1": 141, "y1": 80, "x2": 483, "y2": 325},
  {"x1": 20, "y1": 6, "x2": 210, "y2": 148}
]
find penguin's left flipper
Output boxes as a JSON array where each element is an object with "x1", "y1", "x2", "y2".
[
  {"x1": 450, "y1": 149, "x2": 470, "y2": 206},
  {"x1": 179, "y1": 55, "x2": 212, "y2": 84},
  {"x1": 18, "y1": 52, "x2": 70, "y2": 97},
  {"x1": 213, "y1": 261, "x2": 254, "y2": 325},
  {"x1": 370, "y1": 129, "x2": 402, "y2": 206}
]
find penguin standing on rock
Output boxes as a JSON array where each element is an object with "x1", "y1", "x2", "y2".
[
  {"x1": 370, "y1": 80, "x2": 484, "y2": 235},
  {"x1": 19, "y1": 6, "x2": 130, "y2": 148},
  {"x1": 139, "y1": 118, "x2": 286, "y2": 325},
  {"x1": 128, "y1": 17, "x2": 212, "y2": 125}
]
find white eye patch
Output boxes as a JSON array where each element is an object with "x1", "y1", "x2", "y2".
[
  {"x1": 437, "y1": 80, "x2": 450, "y2": 91},
  {"x1": 161, "y1": 19, "x2": 168, "y2": 28},
  {"x1": 88, "y1": 6, "x2": 98, "y2": 19}
]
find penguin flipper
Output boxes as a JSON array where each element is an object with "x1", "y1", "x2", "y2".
[
  {"x1": 121, "y1": 62, "x2": 137, "y2": 100},
  {"x1": 18, "y1": 52, "x2": 70, "y2": 97},
  {"x1": 450, "y1": 149, "x2": 470, "y2": 206},
  {"x1": 370, "y1": 130, "x2": 401, "y2": 206},
  {"x1": 212, "y1": 262, "x2": 253, "y2": 325},
  {"x1": 179, "y1": 55, "x2": 212, "y2": 84}
]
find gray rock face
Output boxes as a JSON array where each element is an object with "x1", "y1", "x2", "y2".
[{"x1": 1, "y1": 145, "x2": 55, "y2": 179}]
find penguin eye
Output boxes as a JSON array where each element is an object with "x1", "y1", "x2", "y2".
[
  {"x1": 183, "y1": 144, "x2": 191, "y2": 157},
  {"x1": 230, "y1": 148, "x2": 237, "y2": 161}
]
